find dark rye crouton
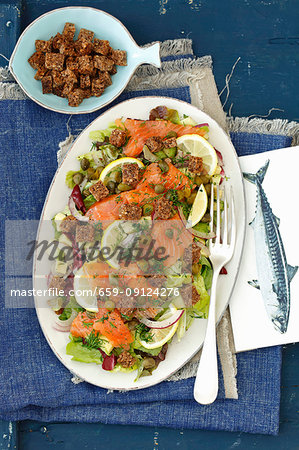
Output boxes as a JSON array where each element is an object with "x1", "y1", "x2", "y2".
[
  {"x1": 145, "y1": 136, "x2": 163, "y2": 153},
  {"x1": 91, "y1": 79, "x2": 105, "y2": 97},
  {"x1": 51, "y1": 69, "x2": 64, "y2": 87},
  {"x1": 34, "y1": 67, "x2": 49, "y2": 80},
  {"x1": 62, "y1": 22, "x2": 76, "y2": 41},
  {"x1": 110, "y1": 49, "x2": 127, "y2": 66},
  {"x1": 61, "y1": 68, "x2": 77, "y2": 84},
  {"x1": 78, "y1": 55, "x2": 94, "y2": 75},
  {"x1": 35, "y1": 39, "x2": 52, "y2": 53},
  {"x1": 59, "y1": 215, "x2": 77, "y2": 233},
  {"x1": 59, "y1": 40, "x2": 76, "y2": 56},
  {"x1": 68, "y1": 88, "x2": 85, "y2": 106},
  {"x1": 45, "y1": 53, "x2": 65, "y2": 71},
  {"x1": 80, "y1": 74, "x2": 91, "y2": 89},
  {"x1": 122, "y1": 163, "x2": 140, "y2": 186},
  {"x1": 147, "y1": 274, "x2": 166, "y2": 288},
  {"x1": 97, "y1": 71, "x2": 112, "y2": 88},
  {"x1": 109, "y1": 128, "x2": 127, "y2": 147},
  {"x1": 188, "y1": 155, "x2": 204, "y2": 173},
  {"x1": 117, "y1": 350, "x2": 136, "y2": 368},
  {"x1": 118, "y1": 203, "x2": 142, "y2": 220},
  {"x1": 93, "y1": 55, "x2": 115, "y2": 72},
  {"x1": 163, "y1": 137, "x2": 177, "y2": 148},
  {"x1": 93, "y1": 39, "x2": 111, "y2": 56},
  {"x1": 53, "y1": 85, "x2": 65, "y2": 97},
  {"x1": 28, "y1": 51, "x2": 45, "y2": 69},
  {"x1": 82, "y1": 88, "x2": 92, "y2": 99},
  {"x1": 109, "y1": 64, "x2": 117, "y2": 75},
  {"x1": 191, "y1": 285, "x2": 201, "y2": 305},
  {"x1": 75, "y1": 223, "x2": 95, "y2": 242},
  {"x1": 89, "y1": 180, "x2": 109, "y2": 201},
  {"x1": 78, "y1": 28, "x2": 94, "y2": 42},
  {"x1": 155, "y1": 197, "x2": 173, "y2": 220},
  {"x1": 62, "y1": 82, "x2": 76, "y2": 97},
  {"x1": 184, "y1": 242, "x2": 201, "y2": 266},
  {"x1": 66, "y1": 56, "x2": 79, "y2": 71},
  {"x1": 41, "y1": 75, "x2": 53, "y2": 94},
  {"x1": 49, "y1": 276, "x2": 66, "y2": 292},
  {"x1": 179, "y1": 284, "x2": 199, "y2": 307},
  {"x1": 75, "y1": 38, "x2": 93, "y2": 56},
  {"x1": 52, "y1": 32, "x2": 64, "y2": 51}
]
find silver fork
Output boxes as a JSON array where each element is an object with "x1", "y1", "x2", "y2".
[{"x1": 193, "y1": 184, "x2": 236, "y2": 405}]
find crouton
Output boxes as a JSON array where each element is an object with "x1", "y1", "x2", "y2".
[
  {"x1": 41, "y1": 75, "x2": 52, "y2": 94},
  {"x1": 62, "y1": 22, "x2": 76, "y2": 41},
  {"x1": 93, "y1": 55, "x2": 115, "y2": 72},
  {"x1": 51, "y1": 69, "x2": 64, "y2": 87},
  {"x1": 122, "y1": 163, "x2": 140, "y2": 186},
  {"x1": 155, "y1": 197, "x2": 173, "y2": 220},
  {"x1": 28, "y1": 51, "x2": 45, "y2": 69},
  {"x1": 93, "y1": 39, "x2": 111, "y2": 55},
  {"x1": 78, "y1": 55, "x2": 94, "y2": 75},
  {"x1": 110, "y1": 49, "x2": 127, "y2": 66},
  {"x1": 91, "y1": 78, "x2": 105, "y2": 97},
  {"x1": 34, "y1": 67, "x2": 49, "y2": 80},
  {"x1": 75, "y1": 38, "x2": 93, "y2": 55},
  {"x1": 52, "y1": 32, "x2": 64, "y2": 51},
  {"x1": 78, "y1": 28, "x2": 94, "y2": 42},
  {"x1": 119, "y1": 204, "x2": 142, "y2": 220},
  {"x1": 145, "y1": 136, "x2": 163, "y2": 153},
  {"x1": 75, "y1": 223, "x2": 95, "y2": 242},
  {"x1": 97, "y1": 71, "x2": 112, "y2": 88},
  {"x1": 59, "y1": 215, "x2": 77, "y2": 233},
  {"x1": 68, "y1": 88, "x2": 85, "y2": 107},
  {"x1": 163, "y1": 137, "x2": 177, "y2": 148},
  {"x1": 66, "y1": 56, "x2": 79, "y2": 71},
  {"x1": 45, "y1": 53, "x2": 65, "y2": 71},
  {"x1": 49, "y1": 276, "x2": 66, "y2": 292},
  {"x1": 188, "y1": 156, "x2": 204, "y2": 173},
  {"x1": 35, "y1": 39, "x2": 52, "y2": 53},
  {"x1": 80, "y1": 74, "x2": 91, "y2": 89},
  {"x1": 89, "y1": 180, "x2": 109, "y2": 201},
  {"x1": 109, "y1": 128, "x2": 127, "y2": 147}
]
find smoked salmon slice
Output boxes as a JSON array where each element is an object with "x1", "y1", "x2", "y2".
[{"x1": 123, "y1": 119, "x2": 207, "y2": 157}]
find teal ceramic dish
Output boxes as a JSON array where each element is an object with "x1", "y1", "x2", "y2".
[{"x1": 9, "y1": 7, "x2": 161, "y2": 114}]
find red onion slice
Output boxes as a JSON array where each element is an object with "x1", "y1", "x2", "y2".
[
  {"x1": 68, "y1": 197, "x2": 89, "y2": 222},
  {"x1": 53, "y1": 310, "x2": 77, "y2": 332},
  {"x1": 140, "y1": 309, "x2": 184, "y2": 329}
]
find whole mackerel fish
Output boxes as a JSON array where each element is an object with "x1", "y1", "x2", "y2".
[{"x1": 243, "y1": 160, "x2": 298, "y2": 333}]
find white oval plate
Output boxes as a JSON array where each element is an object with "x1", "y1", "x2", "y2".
[{"x1": 34, "y1": 96, "x2": 245, "y2": 390}]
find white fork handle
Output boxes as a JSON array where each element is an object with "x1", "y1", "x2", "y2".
[{"x1": 193, "y1": 268, "x2": 220, "y2": 405}]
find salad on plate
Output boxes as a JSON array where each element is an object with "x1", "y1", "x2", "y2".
[{"x1": 47, "y1": 105, "x2": 225, "y2": 380}]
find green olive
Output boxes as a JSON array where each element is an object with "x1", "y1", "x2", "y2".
[
  {"x1": 154, "y1": 184, "x2": 165, "y2": 194},
  {"x1": 86, "y1": 167, "x2": 95, "y2": 180},
  {"x1": 143, "y1": 357, "x2": 156, "y2": 369},
  {"x1": 164, "y1": 147, "x2": 177, "y2": 159},
  {"x1": 187, "y1": 192, "x2": 197, "y2": 205},
  {"x1": 195, "y1": 176, "x2": 203, "y2": 186},
  {"x1": 192, "y1": 264, "x2": 200, "y2": 275},
  {"x1": 201, "y1": 174, "x2": 211, "y2": 184},
  {"x1": 184, "y1": 187, "x2": 191, "y2": 198},
  {"x1": 143, "y1": 204, "x2": 154, "y2": 216},
  {"x1": 155, "y1": 150, "x2": 167, "y2": 160},
  {"x1": 117, "y1": 183, "x2": 132, "y2": 192},
  {"x1": 201, "y1": 213, "x2": 211, "y2": 223},
  {"x1": 107, "y1": 180, "x2": 116, "y2": 193},
  {"x1": 80, "y1": 157, "x2": 90, "y2": 171},
  {"x1": 158, "y1": 160, "x2": 169, "y2": 173},
  {"x1": 72, "y1": 172, "x2": 84, "y2": 185},
  {"x1": 177, "y1": 190, "x2": 185, "y2": 201},
  {"x1": 104, "y1": 300, "x2": 115, "y2": 310},
  {"x1": 165, "y1": 130, "x2": 177, "y2": 139}
]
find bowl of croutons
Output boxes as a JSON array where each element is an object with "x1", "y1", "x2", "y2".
[{"x1": 9, "y1": 7, "x2": 161, "y2": 114}]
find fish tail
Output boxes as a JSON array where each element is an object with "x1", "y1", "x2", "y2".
[{"x1": 243, "y1": 159, "x2": 270, "y2": 185}]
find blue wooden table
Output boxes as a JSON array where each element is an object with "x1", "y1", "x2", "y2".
[{"x1": 1, "y1": 1, "x2": 298, "y2": 448}]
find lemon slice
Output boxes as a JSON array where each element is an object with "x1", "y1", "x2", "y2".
[
  {"x1": 176, "y1": 134, "x2": 218, "y2": 176},
  {"x1": 187, "y1": 184, "x2": 208, "y2": 228},
  {"x1": 139, "y1": 304, "x2": 181, "y2": 349},
  {"x1": 99, "y1": 157, "x2": 144, "y2": 184},
  {"x1": 73, "y1": 264, "x2": 98, "y2": 312},
  {"x1": 101, "y1": 220, "x2": 125, "y2": 269}
]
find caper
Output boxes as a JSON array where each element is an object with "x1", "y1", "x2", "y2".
[
  {"x1": 128, "y1": 319, "x2": 139, "y2": 330},
  {"x1": 143, "y1": 357, "x2": 156, "y2": 369},
  {"x1": 177, "y1": 190, "x2": 185, "y2": 201},
  {"x1": 115, "y1": 188, "x2": 121, "y2": 194},
  {"x1": 104, "y1": 300, "x2": 115, "y2": 310},
  {"x1": 201, "y1": 213, "x2": 211, "y2": 223},
  {"x1": 96, "y1": 165, "x2": 104, "y2": 175},
  {"x1": 165, "y1": 130, "x2": 177, "y2": 139},
  {"x1": 164, "y1": 147, "x2": 177, "y2": 159},
  {"x1": 201, "y1": 174, "x2": 211, "y2": 184},
  {"x1": 80, "y1": 157, "x2": 90, "y2": 171},
  {"x1": 117, "y1": 183, "x2": 132, "y2": 192},
  {"x1": 187, "y1": 192, "x2": 197, "y2": 205},
  {"x1": 143, "y1": 204, "x2": 154, "y2": 216},
  {"x1": 107, "y1": 180, "x2": 116, "y2": 193},
  {"x1": 82, "y1": 188, "x2": 90, "y2": 197},
  {"x1": 205, "y1": 183, "x2": 211, "y2": 195},
  {"x1": 195, "y1": 176, "x2": 203, "y2": 186},
  {"x1": 165, "y1": 228, "x2": 174, "y2": 239},
  {"x1": 154, "y1": 184, "x2": 165, "y2": 194},
  {"x1": 114, "y1": 170, "x2": 122, "y2": 183},
  {"x1": 192, "y1": 263, "x2": 200, "y2": 275},
  {"x1": 86, "y1": 311, "x2": 96, "y2": 319},
  {"x1": 72, "y1": 172, "x2": 84, "y2": 185},
  {"x1": 86, "y1": 167, "x2": 95, "y2": 180},
  {"x1": 158, "y1": 160, "x2": 169, "y2": 173},
  {"x1": 155, "y1": 150, "x2": 167, "y2": 159},
  {"x1": 184, "y1": 187, "x2": 191, "y2": 198}
]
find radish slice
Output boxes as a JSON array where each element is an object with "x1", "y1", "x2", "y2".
[
  {"x1": 53, "y1": 310, "x2": 77, "y2": 332},
  {"x1": 140, "y1": 309, "x2": 184, "y2": 329}
]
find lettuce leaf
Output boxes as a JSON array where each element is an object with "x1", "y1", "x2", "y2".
[
  {"x1": 84, "y1": 194, "x2": 97, "y2": 210},
  {"x1": 66, "y1": 340, "x2": 103, "y2": 364},
  {"x1": 192, "y1": 273, "x2": 210, "y2": 318},
  {"x1": 65, "y1": 170, "x2": 85, "y2": 189}
]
